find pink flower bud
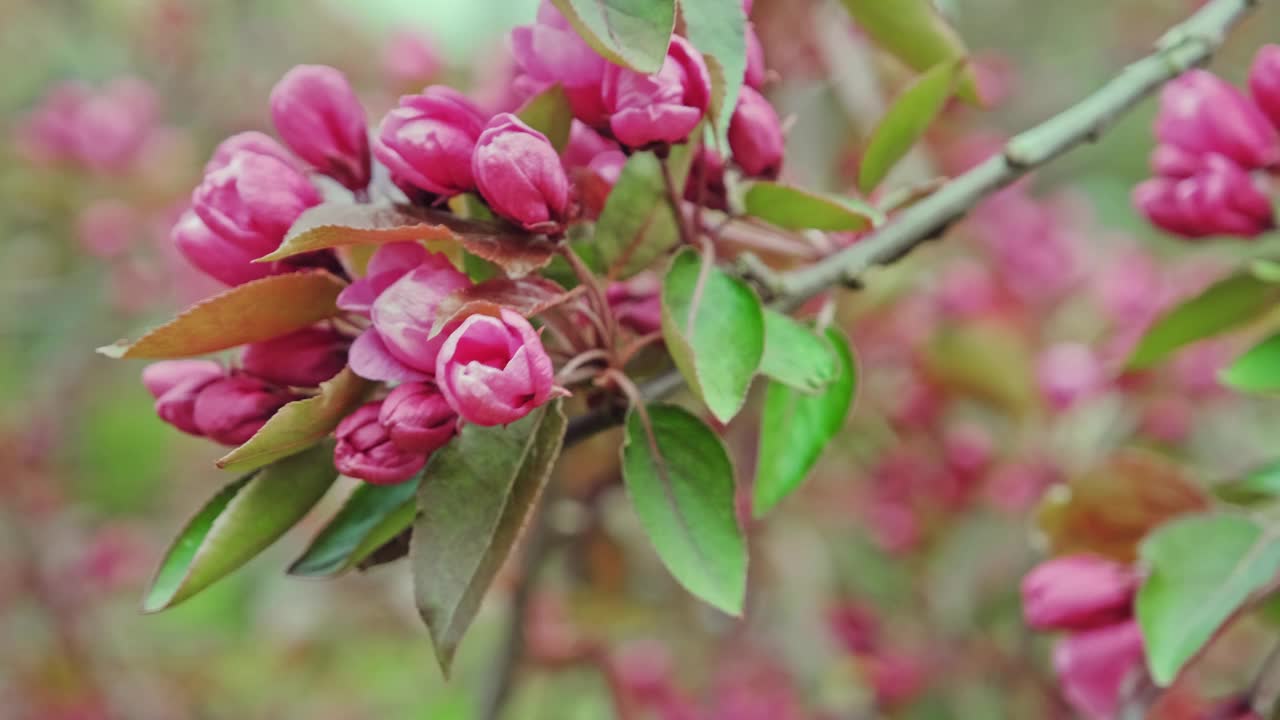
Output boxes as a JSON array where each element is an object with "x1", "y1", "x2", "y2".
[
  {"x1": 436, "y1": 308, "x2": 561, "y2": 426},
  {"x1": 334, "y1": 401, "x2": 427, "y2": 484},
  {"x1": 240, "y1": 326, "x2": 349, "y2": 387},
  {"x1": 270, "y1": 65, "x2": 371, "y2": 191},
  {"x1": 1053, "y1": 621, "x2": 1146, "y2": 720},
  {"x1": 607, "y1": 273, "x2": 663, "y2": 335},
  {"x1": 335, "y1": 241, "x2": 429, "y2": 316},
  {"x1": 192, "y1": 374, "x2": 297, "y2": 446},
  {"x1": 1037, "y1": 342, "x2": 1105, "y2": 410},
  {"x1": 1134, "y1": 155, "x2": 1274, "y2": 239},
  {"x1": 382, "y1": 30, "x2": 443, "y2": 87},
  {"x1": 1155, "y1": 70, "x2": 1279, "y2": 170},
  {"x1": 378, "y1": 381, "x2": 458, "y2": 453},
  {"x1": 1251, "y1": 45, "x2": 1280, "y2": 130},
  {"x1": 205, "y1": 131, "x2": 300, "y2": 175},
  {"x1": 70, "y1": 77, "x2": 158, "y2": 173},
  {"x1": 192, "y1": 150, "x2": 322, "y2": 257},
  {"x1": 560, "y1": 120, "x2": 618, "y2": 171},
  {"x1": 170, "y1": 210, "x2": 278, "y2": 287},
  {"x1": 143, "y1": 360, "x2": 224, "y2": 436},
  {"x1": 728, "y1": 86, "x2": 784, "y2": 178},
  {"x1": 349, "y1": 252, "x2": 473, "y2": 382},
  {"x1": 1022, "y1": 555, "x2": 1138, "y2": 631},
  {"x1": 510, "y1": 1, "x2": 609, "y2": 126},
  {"x1": 683, "y1": 146, "x2": 728, "y2": 210},
  {"x1": 744, "y1": 23, "x2": 766, "y2": 89},
  {"x1": 473, "y1": 113, "x2": 571, "y2": 231},
  {"x1": 601, "y1": 36, "x2": 711, "y2": 149},
  {"x1": 1150, "y1": 144, "x2": 1203, "y2": 178},
  {"x1": 373, "y1": 86, "x2": 488, "y2": 196}
]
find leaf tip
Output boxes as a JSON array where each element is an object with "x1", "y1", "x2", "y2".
[{"x1": 96, "y1": 342, "x2": 129, "y2": 359}]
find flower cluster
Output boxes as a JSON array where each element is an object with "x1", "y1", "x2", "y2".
[
  {"x1": 1133, "y1": 46, "x2": 1279, "y2": 239},
  {"x1": 1022, "y1": 555, "x2": 1144, "y2": 719},
  {"x1": 15, "y1": 77, "x2": 159, "y2": 173},
  {"x1": 141, "y1": 0, "x2": 789, "y2": 486}
]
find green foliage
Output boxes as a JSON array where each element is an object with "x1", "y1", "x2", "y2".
[
  {"x1": 742, "y1": 181, "x2": 883, "y2": 231},
  {"x1": 1137, "y1": 513, "x2": 1280, "y2": 686},
  {"x1": 412, "y1": 400, "x2": 567, "y2": 674},
  {"x1": 758, "y1": 310, "x2": 839, "y2": 393},
  {"x1": 621, "y1": 403, "x2": 747, "y2": 615},
  {"x1": 754, "y1": 327, "x2": 857, "y2": 517},
  {"x1": 516, "y1": 84, "x2": 574, "y2": 152},
  {"x1": 550, "y1": 0, "x2": 676, "y2": 73},
  {"x1": 837, "y1": 0, "x2": 979, "y2": 104},
  {"x1": 1213, "y1": 459, "x2": 1280, "y2": 506},
  {"x1": 858, "y1": 61, "x2": 961, "y2": 193},
  {"x1": 97, "y1": 271, "x2": 346, "y2": 359},
  {"x1": 217, "y1": 367, "x2": 372, "y2": 473},
  {"x1": 1128, "y1": 271, "x2": 1280, "y2": 369},
  {"x1": 290, "y1": 477, "x2": 421, "y2": 577},
  {"x1": 143, "y1": 442, "x2": 338, "y2": 612},
  {"x1": 660, "y1": 248, "x2": 765, "y2": 422},
  {"x1": 1221, "y1": 331, "x2": 1280, "y2": 393},
  {"x1": 595, "y1": 144, "x2": 696, "y2": 279},
  {"x1": 680, "y1": 0, "x2": 746, "y2": 149}
]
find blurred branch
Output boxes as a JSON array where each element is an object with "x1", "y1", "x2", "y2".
[{"x1": 562, "y1": 0, "x2": 1264, "y2": 445}]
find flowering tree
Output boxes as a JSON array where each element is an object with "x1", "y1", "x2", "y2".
[{"x1": 75, "y1": 0, "x2": 1280, "y2": 716}]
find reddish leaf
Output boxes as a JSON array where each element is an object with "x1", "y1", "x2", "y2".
[
  {"x1": 98, "y1": 271, "x2": 346, "y2": 359},
  {"x1": 261, "y1": 204, "x2": 461, "y2": 261},
  {"x1": 431, "y1": 277, "x2": 577, "y2": 336},
  {"x1": 1036, "y1": 450, "x2": 1210, "y2": 563},
  {"x1": 456, "y1": 230, "x2": 558, "y2": 279}
]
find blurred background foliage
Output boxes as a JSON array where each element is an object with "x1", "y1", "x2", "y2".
[{"x1": 3, "y1": 0, "x2": 1280, "y2": 718}]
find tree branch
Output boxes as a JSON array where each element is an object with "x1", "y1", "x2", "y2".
[{"x1": 560, "y1": 0, "x2": 1261, "y2": 445}]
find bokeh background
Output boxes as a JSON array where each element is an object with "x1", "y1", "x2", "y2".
[{"x1": 3, "y1": 1, "x2": 1280, "y2": 718}]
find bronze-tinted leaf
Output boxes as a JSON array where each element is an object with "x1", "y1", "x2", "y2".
[
  {"x1": 261, "y1": 204, "x2": 460, "y2": 262},
  {"x1": 98, "y1": 271, "x2": 346, "y2": 359},
  {"x1": 430, "y1": 277, "x2": 576, "y2": 336}
]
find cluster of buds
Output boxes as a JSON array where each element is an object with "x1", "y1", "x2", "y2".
[
  {"x1": 15, "y1": 77, "x2": 159, "y2": 173},
  {"x1": 1133, "y1": 46, "x2": 1280, "y2": 239},
  {"x1": 145, "y1": 0, "x2": 794, "y2": 485},
  {"x1": 1021, "y1": 555, "x2": 1145, "y2": 719}
]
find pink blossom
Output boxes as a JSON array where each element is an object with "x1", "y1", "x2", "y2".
[
  {"x1": 333, "y1": 402, "x2": 427, "y2": 484},
  {"x1": 1155, "y1": 70, "x2": 1279, "y2": 170},
  {"x1": 170, "y1": 210, "x2": 279, "y2": 287},
  {"x1": 348, "y1": 252, "x2": 473, "y2": 382},
  {"x1": 77, "y1": 199, "x2": 138, "y2": 258},
  {"x1": 728, "y1": 86, "x2": 784, "y2": 178},
  {"x1": 270, "y1": 65, "x2": 371, "y2": 191},
  {"x1": 436, "y1": 308, "x2": 562, "y2": 426},
  {"x1": 1022, "y1": 555, "x2": 1138, "y2": 631},
  {"x1": 191, "y1": 374, "x2": 296, "y2": 445},
  {"x1": 607, "y1": 273, "x2": 663, "y2": 335},
  {"x1": 336, "y1": 241, "x2": 429, "y2": 315},
  {"x1": 473, "y1": 113, "x2": 570, "y2": 231},
  {"x1": 1250, "y1": 45, "x2": 1280, "y2": 130},
  {"x1": 191, "y1": 149, "x2": 322, "y2": 257},
  {"x1": 1053, "y1": 621, "x2": 1147, "y2": 720},
  {"x1": 374, "y1": 86, "x2": 488, "y2": 196},
  {"x1": 1133, "y1": 155, "x2": 1274, "y2": 239},
  {"x1": 206, "y1": 131, "x2": 300, "y2": 174},
  {"x1": 601, "y1": 36, "x2": 711, "y2": 149},
  {"x1": 378, "y1": 381, "x2": 458, "y2": 453},
  {"x1": 1037, "y1": 342, "x2": 1105, "y2": 410},
  {"x1": 744, "y1": 23, "x2": 766, "y2": 89},
  {"x1": 143, "y1": 360, "x2": 224, "y2": 436},
  {"x1": 509, "y1": 1, "x2": 609, "y2": 126},
  {"x1": 240, "y1": 326, "x2": 349, "y2": 387}
]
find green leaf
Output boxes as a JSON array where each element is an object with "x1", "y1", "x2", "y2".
[
  {"x1": 621, "y1": 403, "x2": 746, "y2": 615},
  {"x1": 550, "y1": 0, "x2": 676, "y2": 73},
  {"x1": 216, "y1": 368, "x2": 372, "y2": 473},
  {"x1": 754, "y1": 327, "x2": 857, "y2": 517},
  {"x1": 1221, "y1": 332, "x2": 1280, "y2": 393},
  {"x1": 1129, "y1": 272, "x2": 1280, "y2": 369},
  {"x1": 97, "y1": 271, "x2": 346, "y2": 359},
  {"x1": 516, "y1": 84, "x2": 574, "y2": 152},
  {"x1": 838, "y1": 0, "x2": 979, "y2": 104},
  {"x1": 681, "y1": 0, "x2": 746, "y2": 149},
  {"x1": 260, "y1": 204, "x2": 460, "y2": 262},
  {"x1": 1213, "y1": 460, "x2": 1280, "y2": 506},
  {"x1": 412, "y1": 400, "x2": 567, "y2": 674},
  {"x1": 596, "y1": 144, "x2": 696, "y2": 279},
  {"x1": 742, "y1": 182, "x2": 884, "y2": 232},
  {"x1": 759, "y1": 310, "x2": 838, "y2": 392},
  {"x1": 1137, "y1": 513, "x2": 1280, "y2": 686},
  {"x1": 143, "y1": 442, "x2": 338, "y2": 612},
  {"x1": 858, "y1": 60, "x2": 960, "y2": 193},
  {"x1": 660, "y1": 248, "x2": 765, "y2": 422},
  {"x1": 289, "y1": 476, "x2": 421, "y2": 577}
]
